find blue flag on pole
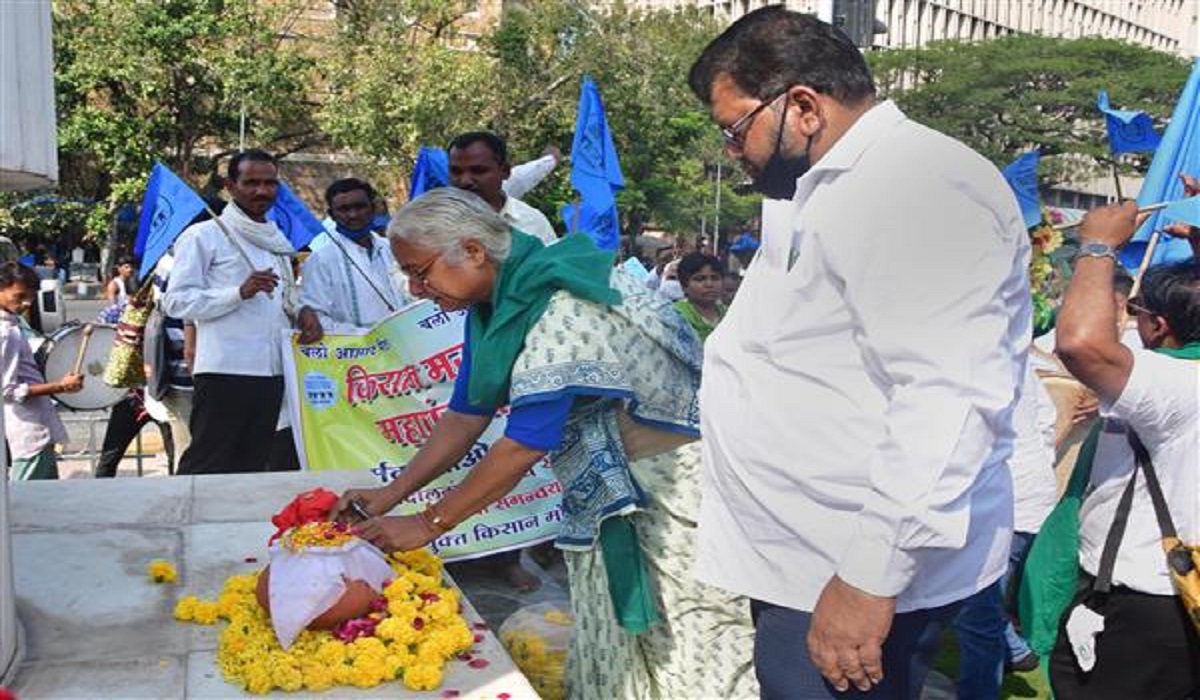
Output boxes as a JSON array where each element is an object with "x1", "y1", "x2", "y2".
[
  {"x1": 1123, "y1": 59, "x2": 1200, "y2": 268},
  {"x1": 267, "y1": 182, "x2": 326, "y2": 251},
  {"x1": 1097, "y1": 90, "x2": 1163, "y2": 155},
  {"x1": 135, "y1": 163, "x2": 208, "y2": 280},
  {"x1": 1160, "y1": 196, "x2": 1200, "y2": 230},
  {"x1": 1002, "y1": 151, "x2": 1042, "y2": 229},
  {"x1": 565, "y1": 76, "x2": 625, "y2": 250},
  {"x1": 409, "y1": 147, "x2": 449, "y2": 200}
]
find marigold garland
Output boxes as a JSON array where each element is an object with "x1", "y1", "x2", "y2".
[{"x1": 174, "y1": 548, "x2": 475, "y2": 694}]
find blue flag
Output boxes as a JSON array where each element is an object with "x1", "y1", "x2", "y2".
[
  {"x1": 1123, "y1": 59, "x2": 1200, "y2": 268},
  {"x1": 1002, "y1": 151, "x2": 1042, "y2": 229},
  {"x1": 1160, "y1": 196, "x2": 1200, "y2": 230},
  {"x1": 135, "y1": 163, "x2": 208, "y2": 280},
  {"x1": 267, "y1": 182, "x2": 326, "y2": 251},
  {"x1": 409, "y1": 147, "x2": 449, "y2": 200},
  {"x1": 565, "y1": 76, "x2": 625, "y2": 250},
  {"x1": 1097, "y1": 90, "x2": 1163, "y2": 155}
]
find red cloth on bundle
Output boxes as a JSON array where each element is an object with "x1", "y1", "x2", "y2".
[{"x1": 268, "y1": 488, "x2": 340, "y2": 545}]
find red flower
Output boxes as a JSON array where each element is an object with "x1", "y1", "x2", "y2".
[
  {"x1": 473, "y1": 633, "x2": 484, "y2": 643},
  {"x1": 412, "y1": 617, "x2": 425, "y2": 631},
  {"x1": 267, "y1": 488, "x2": 341, "y2": 545},
  {"x1": 468, "y1": 658, "x2": 490, "y2": 669}
]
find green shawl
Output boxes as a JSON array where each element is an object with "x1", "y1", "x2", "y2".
[{"x1": 466, "y1": 231, "x2": 622, "y2": 409}]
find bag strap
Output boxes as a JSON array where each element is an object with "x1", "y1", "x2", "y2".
[
  {"x1": 1093, "y1": 454, "x2": 1138, "y2": 596},
  {"x1": 1127, "y1": 432, "x2": 1179, "y2": 540}
]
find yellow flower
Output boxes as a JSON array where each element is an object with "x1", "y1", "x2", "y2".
[
  {"x1": 173, "y1": 595, "x2": 199, "y2": 621},
  {"x1": 282, "y1": 521, "x2": 357, "y2": 552},
  {"x1": 543, "y1": 608, "x2": 572, "y2": 625},
  {"x1": 300, "y1": 659, "x2": 336, "y2": 692},
  {"x1": 147, "y1": 559, "x2": 178, "y2": 584},
  {"x1": 314, "y1": 639, "x2": 348, "y2": 666},
  {"x1": 402, "y1": 662, "x2": 444, "y2": 691},
  {"x1": 192, "y1": 600, "x2": 221, "y2": 625}
]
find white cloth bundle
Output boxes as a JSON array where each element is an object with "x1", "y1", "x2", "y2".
[{"x1": 267, "y1": 539, "x2": 394, "y2": 649}]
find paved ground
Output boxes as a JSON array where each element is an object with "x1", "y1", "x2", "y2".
[{"x1": 41, "y1": 295, "x2": 958, "y2": 698}]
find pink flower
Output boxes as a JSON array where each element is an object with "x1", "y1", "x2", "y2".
[
  {"x1": 468, "y1": 658, "x2": 490, "y2": 669},
  {"x1": 369, "y1": 596, "x2": 388, "y2": 613},
  {"x1": 457, "y1": 653, "x2": 473, "y2": 661},
  {"x1": 473, "y1": 633, "x2": 484, "y2": 643}
]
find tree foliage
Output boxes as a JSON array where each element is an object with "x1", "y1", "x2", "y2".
[
  {"x1": 318, "y1": 0, "x2": 758, "y2": 241},
  {"x1": 44, "y1": 0, "x2": 320, "y2": 242},
  {"x1": 867, "y1": 34, "x2": 1190, "y2": 183}
]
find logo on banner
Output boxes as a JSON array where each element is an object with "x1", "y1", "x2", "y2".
[{"x1": 303, "y1": 372, "x2": 337, "y2": 411}]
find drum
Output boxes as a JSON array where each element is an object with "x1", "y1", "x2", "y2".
[{"x1": 35, "y1": 322, "x2": 126, "y2": 410}]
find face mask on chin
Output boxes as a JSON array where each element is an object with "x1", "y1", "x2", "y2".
[
  {"x1": 751, "y1": 104, "x2": 813, "y2": 201},
  {"x1": 336, "y1": 223, "x2": 374, "y2": 243}
]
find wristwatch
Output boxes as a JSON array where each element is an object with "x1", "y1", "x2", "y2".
[{"x1": 1076, "y1": 241, "x2": 1118, "y2": 262}]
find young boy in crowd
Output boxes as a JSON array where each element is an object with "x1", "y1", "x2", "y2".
[
  {"x1": 0, "y1": 262, "x2": 83, "y2": 479},
  {"x1": 674, "y1": 252, "x2": 727, "y2": 342}
]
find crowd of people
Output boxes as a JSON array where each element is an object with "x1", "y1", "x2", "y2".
[{"x1": 3, "y1": 6, "x2": 1197, "y2": 700}]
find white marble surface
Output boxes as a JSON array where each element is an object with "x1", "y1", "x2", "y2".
[{"x1": 7, "y1": 472, "x2": 540, "y2": 699}]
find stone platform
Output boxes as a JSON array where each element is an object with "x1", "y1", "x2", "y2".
[{"x1": 6, "y1": 470, "x2": 540, "y2": 699}]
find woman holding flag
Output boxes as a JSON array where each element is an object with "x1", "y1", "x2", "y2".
[{"x1": 332, "y1": 187, "x2": 757, "y2": 700}]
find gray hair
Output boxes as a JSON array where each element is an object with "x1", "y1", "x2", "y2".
[{"x1": 388, "y1": 188, "x2": 512, "y2": 263}]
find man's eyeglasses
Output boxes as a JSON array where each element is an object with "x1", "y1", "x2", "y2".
[
  {"x1": 721, "y1": 91, "x2": 788, "y2": 146},
  {"x1": 1125, "y1": 297, "x2": 1155, "y2": 317}
]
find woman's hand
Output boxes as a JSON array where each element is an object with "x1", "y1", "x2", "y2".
[
  {"x1": 352, "y1": 515, "x2": 437, "y2": 553},
  {"x1": 331, "y1": 487, "x2": 397, "y2": 524}
]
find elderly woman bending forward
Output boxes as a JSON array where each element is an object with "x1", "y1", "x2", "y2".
[{"x1": 333, "y1": 188, "x2": 756, "y2": 699}]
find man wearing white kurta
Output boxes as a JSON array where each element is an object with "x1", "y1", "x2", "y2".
[
  {"x1": 448, "y1": 131, "x2": 558, "y2": 246},
  {"x1": 688, "y1": 9, "x2": 1029, "y2": 698},
  {"x1": 163, "y1": 150, "x2": 298, "y2": 475},
  {"x1": 296, "y1": 179, "x2": 409, "y2": 342}
]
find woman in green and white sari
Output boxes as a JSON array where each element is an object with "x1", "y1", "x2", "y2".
[{"x1": 334, "y1": 188, "x2": 756, "y2": 699}]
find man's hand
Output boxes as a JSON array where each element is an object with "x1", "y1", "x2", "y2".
[
  {"x1": 296, "y1": 306, "x2": 324, "y2": 345},
  {"x1": 57, "y1": 373, "x2": 84, "y2": 394},
  {"x1": 239, "y1": 269, "x2": 279, "y2": 300},
  {"x1": 807, "y1": 576, "x2": 896, "y2": 692},
  {"x1": 1079, "y1": 200, "x2": 1139, "y2": 249},
  {"x1": 351, "y1": 514, "x2": 437, "y2": 553}
]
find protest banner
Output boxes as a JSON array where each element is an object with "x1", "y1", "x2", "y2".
[{"x1": 282, "y1": 300, "x2": 562, "y2": 561}]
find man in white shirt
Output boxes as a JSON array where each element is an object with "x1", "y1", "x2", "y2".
[
  {"x1": 448, "y1": 131, "x2": 558, "y2": 246},
  {"x1": 296, "y1": 178, "x2": 409, "y2": 343},
  {"x1": 688, "y1": 8, "x2": 1029, "y2": 697},
  {"x1": 1050, "y1": 202, "x2": 1200, "y2": 699},
  {"x1": 163, "y1": 150, "x2": 298, "y2": 475}
]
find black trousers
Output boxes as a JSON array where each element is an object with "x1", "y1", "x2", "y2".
[
  {"x1": 178, "y1": 374, "x2": 283, "y2": 475},
  {"x1": 1050, "y1": 571, "x2": 1200, "y2": 700},
  {"x1": 95, "y1": 394, "x2": 174, "y2": 478}
]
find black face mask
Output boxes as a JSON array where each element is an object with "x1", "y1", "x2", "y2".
[{"x1": 751, "y1": 104, "x2": 812, "y2": 200}]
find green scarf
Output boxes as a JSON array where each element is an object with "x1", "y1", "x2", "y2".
[
  {"x1": 1156, "y1": 341, "x2": 1200, "y2": 360},
  {"x1": 467, "y1": 231, "x2": 622, "y2": 408}
]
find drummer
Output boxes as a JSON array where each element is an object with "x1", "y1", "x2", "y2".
[{"x1": 0, "y1": 262, "x2": 84, "y2": 480}]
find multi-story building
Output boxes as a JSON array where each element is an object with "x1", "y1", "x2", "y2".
[{"x1": 633, "y1": 0, "x2": 1198, "y2": 56}]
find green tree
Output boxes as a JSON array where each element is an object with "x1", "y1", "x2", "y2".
[
  {"x1": 45, "y1": 0, "x2": 320, "y2": 249},
  {"x1": 867, "y1": 34, "x2": 1189, "y2": 183},
  {"x1": 317, "y1": 1, "x2": 758, "y2": 246}
]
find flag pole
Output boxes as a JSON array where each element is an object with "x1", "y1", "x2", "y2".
[
  {"x1": 1129, "y1": 230, "x2": 1163, "y2": 299},
  {"x1": 1054, "y1": 201, "x2": 1170, "y2": 231},
  {"x1": 1109, "y1": 159, "x2": 1124, "y2": 201}
]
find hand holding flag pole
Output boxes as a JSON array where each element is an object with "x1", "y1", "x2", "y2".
[{"x1": 1053, "y1": 201, "x2": 1172, "y2": 231}]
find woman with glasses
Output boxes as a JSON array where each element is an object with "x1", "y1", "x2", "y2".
[{"x1": 332, "y1": 187, "x2": 757, "y2": 700}]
